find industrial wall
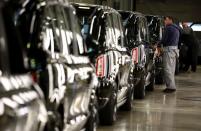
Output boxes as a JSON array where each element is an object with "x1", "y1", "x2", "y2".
[
  {"x1": 136, "y1": 0, "x2": 201, "y2": 22},
  {"x1": 69, "y1": 0, "x2": 201, "y2": 22}
]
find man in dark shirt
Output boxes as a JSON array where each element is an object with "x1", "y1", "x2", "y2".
[
  {"x1": 157, "y1": 16, "x2": 180, "y2": 93},
  {"x1": 181, "y1": 22, "x2": 198, "y2": 72}
]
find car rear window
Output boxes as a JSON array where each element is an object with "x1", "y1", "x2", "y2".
[
  {"x1": 75, "y1": 6, "x2": 93, "y2": 40},
  {"x1": 147, "y1": 16, "x2": 162, "y2": 42},
  {"x1": 76, "y1": 7, "x2": 103, "y2": 53},
  {"x1": 124, "y1": 16, "x2": 139, "y2": 42},
  {"x1": 0, "y1": 5, "x2": 6, "y2": 73},
  {"x1": 119, "y1": 12, "x2": 130, "y2": 21},
  {"x1": 39, "y1": 4, "x2": 85, "y2": 55},
  {"x1": 0, "y1": 3, "x2": 10, "y2": 74},
  {"x1": 1, "y1": 1, "x2": 27, "y2": 74}
]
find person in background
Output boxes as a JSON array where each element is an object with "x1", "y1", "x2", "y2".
[
  {"x1": 178, "y1": 36, "x2": 188, "y2": 72},
  {"x1": 181, "y1": 22, "x2": 198, "y2": 72},
  {"x1": 157, "y1": 16, "x2": 180, "y2": 93}
]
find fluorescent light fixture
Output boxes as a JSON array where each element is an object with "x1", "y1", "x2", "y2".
[
  {"x1": 78, "y1": 6, "x2": 90, "y2": 9},
  {"x1": 191, "y1": 24, "x2": 201, "y2": 32},
  {"x1": 179, "y1": 22, "x2": 201, "y2": 31}
]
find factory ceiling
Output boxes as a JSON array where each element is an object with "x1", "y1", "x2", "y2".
[{"x1": 136, "y1": 0, "x2": 201, "y2": 22}]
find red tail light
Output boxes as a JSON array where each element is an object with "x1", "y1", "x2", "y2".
[
  {"x1": 31, "y1": 72, "x2": 38, "y2": 82},
  {"x1": 132, "y1": 48, "x2": 139, "y2": 64},
  {"x1": 96, "y1": 55, "x2": 105, "y2": 77}
]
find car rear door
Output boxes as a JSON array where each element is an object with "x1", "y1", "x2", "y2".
[
  {"x1": 0, "y1": 3, "x2": 47, "y2": 131},
  {"x1": 110, "y1": 13, "x2": 131, "y2": 101},
  {"x1": 62, "y1": 6, "x2": 97, "y2": 123}
]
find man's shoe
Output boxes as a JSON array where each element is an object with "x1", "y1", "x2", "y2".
[{"x1": 163, "y1": 88, "x2": 176, "y2": 93}]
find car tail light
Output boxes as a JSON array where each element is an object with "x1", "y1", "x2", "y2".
[
  {"x1": 96, "y1": 55, "x2": 105, "y2": 77},
  {"x1": 132, "y1": 47, "x2": 139, "y2": 64},
  {"x1": 31, "y1": 72, "x2": 38, "y2": 82}
]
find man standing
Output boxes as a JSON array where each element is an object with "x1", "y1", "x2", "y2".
[
  {"x1": 157, "y1": 16, "x2": 180, "y2": 93},
  {"x1": 181, "y1": 22, "x2": 198, "y2": 72}
]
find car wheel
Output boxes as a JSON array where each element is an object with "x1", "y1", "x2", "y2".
[
  {"x1": 146, "y1": 71, "x2": 155, "y2": 91},
  {"x1": 99, "y1": 87, "x2": 117, "y2": 125},
  {"x1": 85, "y1": 101, "x2": 98, "y2": 131},
  {"x1": 120, "y1": 87, "x2": 133, "y2": 111},
  {"x1": 44, "y1": 110, "x2": 63, "y2": 131},
  {"x1": 134, "y1": 77, "x2": 145, "y2": 99}
]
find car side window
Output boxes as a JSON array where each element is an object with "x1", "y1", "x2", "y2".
[
  {"x1": 159, "y1": 19, "x2": 164, "y2": 41},
  {"x1": 106, "y1": 14, "x2": 115, "y2": 48},
  {"x1": 59, "y1": 6, "x2": 74, "y2": 55},
  {"x1": 125, "y1": 17, "x2": 138, "y2": 43},
  {"x1": 139, "y1": 19, "x2": 145, "y2": 41},
  {"x1": 143, "y1": 19, "x2": 149, "y2": 42},
  {"x1": 67, "y1": 8, "x2": 85, "y2": 55},
  {"x1": 147, "y1": 17, "x2": 159, "y2": 42},
  {"x1": 117, "y1": 14, "x2": 126, "y2": 47},
  {"x1": 111, "y1": 13, "x2": 122, "y2": 47},
  {"x1": 42, "y1": 5, "x2": 65, "y2": 54},
  {"x1": 42, "y1": 5, "x2": 81, "y2": 55},
  {"x1": 139, "y1": 18, "x2": 148, "y2": 42},
  {"x1": 62, "y1": 7, "x2": 78, "y2": 55},
  {"x1": 89, "y1": 15, "x2": 99, "y2": 42}
]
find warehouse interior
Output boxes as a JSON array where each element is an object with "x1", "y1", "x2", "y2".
[{"x1": 0, "y1": 0, "x2": 201, "y2": 131}]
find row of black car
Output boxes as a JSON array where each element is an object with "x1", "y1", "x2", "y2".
[{"x1": 0, "y1": 0, "x2": 164, "y2": 131}]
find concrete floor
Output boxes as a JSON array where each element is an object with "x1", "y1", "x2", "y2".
[{"x1": 98, "y1": 67, "x2": 201, "y2": 131}]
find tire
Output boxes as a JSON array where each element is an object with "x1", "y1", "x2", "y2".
[
  {"x1": 146, "y1": 72, "x2": 155, "y2": 91},
  {"x1": 85, "y1": 101, "x2": 98, "y2": 131},
  {"x1": 155, "y1": 56, "x2": 164, "y2": 84},
  {"x1": 120, "y1": 87, "x2": 133, "y2": 111},
  {"x1": 99, "y1": 88, "x2": 117, "y2": 125},
  {"x1": 44, "y1": 110, "x2": 63, "y2": 131},
  {"x1": 134, "y1": 77, "x2": 145, "y2": 99}
]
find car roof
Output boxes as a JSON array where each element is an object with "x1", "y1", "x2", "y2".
[
  {"x1": 73, "y1": 3, "x2": 120, "y2": 16},
  {"x1": 118, "y1": 10, "x2": 143, "y2": 15},
  {"x1": 145, "y1": 15, "x2": 164, "y2": 20},
  {"x1": 118, "y1": 10, "x2": 145, "y2": 20}
]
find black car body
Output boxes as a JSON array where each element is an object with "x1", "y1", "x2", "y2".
[
  {"x1": 146, "y1": 15, "x2": 165, "y2": 84},
  {"x1": 0, "y1": 1, "x2": 47, "y2": 131},
  {"x1": 73, "y1": 3, "x2": 133, "y2": 125},
  {"x1": 119, "y1": 11, "x2": 155, "y2": 97},
  {"x1": 7, "y1": 0, "x2": 98, "y2": 130},
  {"x1": 146, "y1": 15, "x2": 164, "y2": 44}
]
